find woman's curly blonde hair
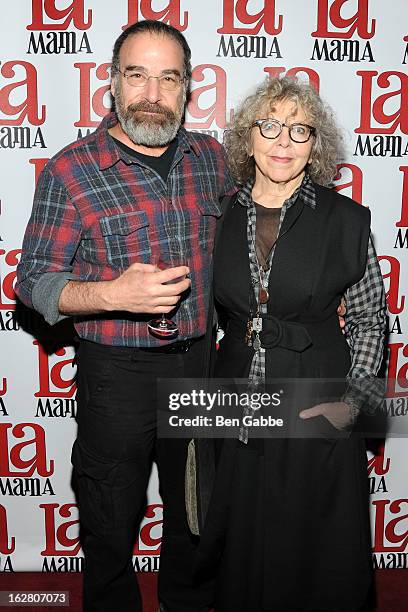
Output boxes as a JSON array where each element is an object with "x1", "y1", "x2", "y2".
[{"x1": 223, "y1": 76, "x2": 344, "y2": 186}]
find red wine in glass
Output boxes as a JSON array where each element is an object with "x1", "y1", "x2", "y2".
[{"x1": 147, "y1": 254, "x2": 188, "y2": 340}]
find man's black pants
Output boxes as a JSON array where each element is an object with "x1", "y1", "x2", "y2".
[{"x1": 72, "y1": 338, "x2": 212, "y2": 612}]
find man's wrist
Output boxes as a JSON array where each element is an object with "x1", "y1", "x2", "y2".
[
  {"x1": 97, "y1": 279, "x2": 119, "y2": 312},
  {"x1": 59, "y1": 279, "x2": 117, "y2": 316}
]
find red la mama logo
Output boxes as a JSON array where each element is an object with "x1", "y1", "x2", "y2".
[
  {"x1": 29, "y1": 157, "x2": 50, "y2": 186},
  {"x1": 134, "y1": 504, "x2": 162, "y2": 556},
  {"x1": 0, "y1": 249, "x2": 20, "y2": 311},
  {"x1": 312, "y1": 0, "x2": 375, "y2": 39},
  {"x1": 0, "y1": 503, "x2": 15, "y2": 571},
  {"x1": 354, "y1": 71, "x2": 408, "y2": 158},
  {"x1": 368, "y1": 447, "x2": 407, "y2": 569},
  {"x1": 27, "y1": 0, "x2": 93, "y2": 55},
  {"x1": 311, "y1": 0, "x2": 375, "y2": 62},
  {"x1": 394, "y1": 167, "x2": 408, "y2": 251},
  {"x1": 40, "y1": 503, "x2": 80, "y2": 556},
  {"x1": 185, "y1": 64, "x2": 233, "y2": 134},
  {"x1": 0, "y1": 248, "x2": 27, "y2": 333},
  {"x1": 74, "y1": 62, "x2": 111, "y2": 131},
  {"x1": 0, "y1": 248, "x2": 51, "y2": 333},
  {"x1": 386, "y1": 343, "x2": 408, "y2": 400},
  {"x1": 40, "y1": 502, "x2": 83, "y2": 571},
  {"x1": 334, "y1": 163, "x2": 363, "y2": 204},
  {"x1": 356, "y1": 71, "x2": 408, "y2": 135},
  {"x1": 27, "y1": 0, "x2": 92, "y2": 30},
  {"x1": 217, "y1": 1, "x2": 283, "y2": 59},
  {"x1": 0, "y1": 423, "x2": 54, "y2": 477},
  {"x1": 218, "y1": 0, "x2": 282, "y2": 35},
  {"x1": 372, "y1": 499, "x2": 408, "y2": 568},
  {"x1": 34, "y1": 342, "x2": 77, "y2": 419},
  {"x1": 0, "y1": 503, "x2": 14, "y2": 570},
  {"x1": 0, "y1": 62, "x2": 45, "y2": 126},
  {"x1": 391, "y1": 166, "x2": 408, "y2": 268},
  {"x1": 379, "y1": 253, "x2": 405, "y2": 338},
  {"x1": 133, "y1": 504, "x2": 162, "y2": 572},
  {"x1": 123, "y1": 0, "x2": 188, "y2": 31},
  {"x1": 0, "y1": 504, "x2": 15, "y2": 555},
  {"x1": 379, "y1": 255, "x2": 405, "y2": 317},
  {"x1": 0, "y1": 62, "x2": 46, "y2": 149},
  {"x1": 34, "y1": 341, "x2": 76, "y2": 399}
]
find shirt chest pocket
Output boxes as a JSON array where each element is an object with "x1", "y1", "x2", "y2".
[
  {"x1": 99, "y1": 211, "x2": 151, "y2": 269},
  {"x1": 195, "y1": 198, "x2": 222, "y2": 251}
]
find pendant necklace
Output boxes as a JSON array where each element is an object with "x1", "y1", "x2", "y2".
[{"x1": 258, "y1": 265, "x2": 269, "y2": 304}]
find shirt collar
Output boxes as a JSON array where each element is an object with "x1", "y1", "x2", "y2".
[
  {"x1": 96, "y1": 112, "x2": 200, "y2": 170},
  {"x1": 236, "y1": 173, "x2": 317, "y2": 210}
]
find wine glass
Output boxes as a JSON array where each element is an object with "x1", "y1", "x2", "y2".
[{"x1": 147, "y1": 253, "x2": 189, "y2": 340}]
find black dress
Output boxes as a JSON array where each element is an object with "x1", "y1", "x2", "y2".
[{"x1": 197, "y1": 184, "x2": 375, "y2": 612}]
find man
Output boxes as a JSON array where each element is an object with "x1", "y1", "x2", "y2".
[{"x1": 16, "y1": 20, "x2": 234, "y2": 612}]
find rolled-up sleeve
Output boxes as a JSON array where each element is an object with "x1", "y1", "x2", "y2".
[{"x1": 15, "y1": 166, "x2": 80, "y2": 323}]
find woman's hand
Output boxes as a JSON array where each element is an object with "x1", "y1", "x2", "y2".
[{"x1": 299, "y1": 401, "x2": 355, "y2": 431}]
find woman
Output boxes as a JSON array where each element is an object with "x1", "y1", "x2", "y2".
[{"x1": 196, "y1": 77, "x2": 387, "y2": 611}]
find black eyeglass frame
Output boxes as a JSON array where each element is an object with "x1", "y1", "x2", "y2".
[
  {"x1": 252, "y1": 118, "x2": 316, "y2": 143},
  {"x1": 117, "y1": 69, "x2": 185, "y2": 90}
]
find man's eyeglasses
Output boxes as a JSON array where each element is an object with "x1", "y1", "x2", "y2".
[
  {"x1": 252, "y1": 118, "x2": 316, "y2": 143},
  {"x1": 118, "y1": 69, "x2": 184, "y2": 91}
]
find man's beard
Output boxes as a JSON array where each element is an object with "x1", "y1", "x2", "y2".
[{"x1": 115, "y1": 86, "x2": 185, "y2": 148}]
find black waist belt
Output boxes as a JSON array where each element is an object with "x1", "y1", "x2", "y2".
[
  {"x1": 228, "y1": 316, "x2": 313, "y2": 352},
  {"x1": 79, "y1": 337, "x2": 202, "y2": 357},
  {"x1": 139, "y1": 338, "x2": 200, "y2": 354}
]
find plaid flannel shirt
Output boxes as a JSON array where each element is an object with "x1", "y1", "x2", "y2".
[{"x1": 16, "y1": 113, "x2": 235, "y2": 347}]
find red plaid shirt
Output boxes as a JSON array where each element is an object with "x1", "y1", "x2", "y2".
[{"x1": 16, "y1": 113, "x2": 235, "y2": 347}]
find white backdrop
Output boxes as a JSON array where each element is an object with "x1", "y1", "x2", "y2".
[{"x1": 0, "y1": 0, "x2": 407, "y2": 573}]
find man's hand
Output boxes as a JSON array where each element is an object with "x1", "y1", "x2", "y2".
[
  {"x1": 337, "y1": 297, "x2": 346, "y2": 332},
  {"x1": 109, "y1": 262, "x2": 190, "y2": 313},
  {"x1": 299, "y1": 401, "x2": 354, "y2": 431},
  {"x1": 59, "y1": 262, "x2": 190, "y2": 316}
]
